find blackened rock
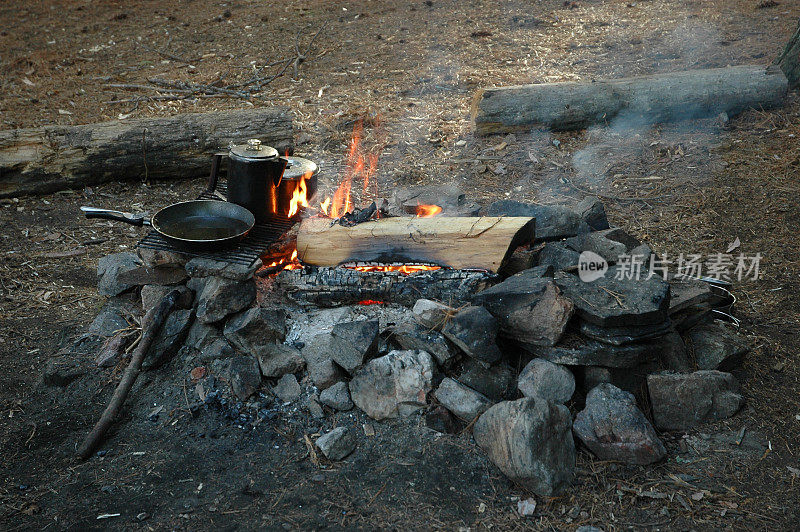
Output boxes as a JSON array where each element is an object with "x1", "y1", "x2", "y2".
[
  {"x1": 273, "y1": 373, "x2": 302, "y2": 402},
  {"x1": 185, "y1": 320, "x2": 220, "y2": 351},
  {"x1": 349, "y1": 350, "x2": 436, "y2": 420},
  {"x1": 141, "y1": 285, "x2": 193, "y2": 312},
  {"x1": 225, "y1": 356, "x2": 262, "y2": 400},
  {"x1": 43, "y1": 355, "x2": 87, "y2": 387},
  {"x1": 185, "y1": 257, "x2": 262, "y2": 281},
  {"x1": 564, "y1": 229, "x2": 638, "y2": 264},
  {"x1": 456, "y1": 360, "x2": 514, "y2": 400},
  {"x1": 257, "y1": 343, "x2": 305, "y2": 378},
  {"x1": 390, "y1": 185, "x2": 481, "y2": 217},
  {"x1": 554, "y1": 268, "x2": 670, "y2": 327},
  {"x1": 199, "y1": 337, "x2": 236, "y2": 362},
  {"x1": 575, "y1": 196, "x2": 610, "y2": 230},
  {"x1": 686, "y1": 320, "x2": 749, "y2": 371},
  {"x1": 425, "y1": 405, "x2": 461, "y2": 434},
  {"x1": 573, "y1": 383, "x2": 666, "y2": 465},
  {"x1": 485, "y1": 201, "x2": 590, "y2": 240},
  {"x1": 117, "y1": 265, "x2": 188, "y2": 287},
  {"x1": 648, "y1": 371, "x2": 745, "y2": 431},
  {"x1": 315, "y1": 427, "x2": 356, "y2": 461},
  {"x1": 435, "y1": 378, "x2": 494, "y2": 421},
  {"x1": 580, "y1": 359, "x2": 662, "y2": 396},
  {"x1": 88, "y1": 295, "x2": 140, "y2": 337},
  {"x1": 95, "y1": 332, "x2": 132, "y2": 368},
  {"x1": 330, "y1": 320, "x2": 380, "y2": 374},
  {"x1": 319, "y1": 381, "x2": 354, "y2": 411},
  {"x1": 578, "y1": 318, "x2": 674, "y2": 346},
  {"x1": 524, "y1": 331, "x2": 663, "y2": 368},
  {"x1": 472, "y1": 273, "x2": 573, "y2": 346},
  {"x1": 442, "y1": 306, "x2": 502, "y2": 364},
  {"x1": 473, "y1": 398, "x2": 575, "y2": 496},
  {"x1": 669, "y1": 278, "x2": 713, "y2": 314},
  {"x1": 223, "y1": 307, "x2": 287, "y2": 354},
  {"x1": 143, "y1": 309, "x2": 193, "y2": 370},
  {"x1": 537, "y1": 242, "x2": 580, "y2": 271},
  {"x1": 306, "y1": 394, "x2": 325, "y2": 419},
  {"x1": 518, "y1": 358, "x2": 575, "y2": 404},
  {"x1": 658, "y1": 330, "x2": 691, "y2": 372},
  {"x1": 412, "y1": 299, "x2": 455, "y2": 330},
  {"x1": 97, "y1": 252, "x2": 142, "y2": 296},
  {"x1": 388, "y1": 323, "x2": 458, "y2": 366},
  {"x1": 195, "y1": 278, "x2": 256, "y2": 323}
]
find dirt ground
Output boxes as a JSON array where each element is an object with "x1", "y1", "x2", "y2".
[{"x1": 2, "y1": 0, "x2": 800, "y2": 529}]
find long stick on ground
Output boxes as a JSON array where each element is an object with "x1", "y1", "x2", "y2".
[{"x1": 77, "y1": 290, "x2": 180, "y2": 460}]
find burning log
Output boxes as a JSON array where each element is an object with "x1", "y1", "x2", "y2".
[
  {"x1": 275, "y1": 267, "x2": 499, "y2": 307},
  {"x1": 471, "y1": 65, "x2": 788, "y2": 134},
  {"x1": 296, "y1": 216, "x2": 536, "y2": 272},
  {"x1": 0, "y1": 108, "x2": 292, "y2": 197}
]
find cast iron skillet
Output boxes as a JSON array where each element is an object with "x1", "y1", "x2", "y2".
[{"x1": 81, "y1": 200, "x2": 255, "y2": 251}]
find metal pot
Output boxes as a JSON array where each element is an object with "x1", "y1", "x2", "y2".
[
  {"x1": 276, "y1": 156, "x2": 318, "y2": 220},
  {"x1": 209, "y1": 139, "x2": 289, "y2": 223}
]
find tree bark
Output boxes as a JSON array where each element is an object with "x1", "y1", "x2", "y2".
[
  {"x1": 296, "y1": 216, "x2": 536, "y2": 272},
  {"x1": 0, "y1": 107, "x2": 293, "y2": 197},
  {"x1": 775, "y1": 20, "x2": 800, "y2": 88},
  {"x1": 471, "y1": 65, "x2": 788, "y2": 134}
]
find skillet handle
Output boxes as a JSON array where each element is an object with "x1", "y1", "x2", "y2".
[{"x1": 81, "y1": 206, "x2": 148, "y2": 226}]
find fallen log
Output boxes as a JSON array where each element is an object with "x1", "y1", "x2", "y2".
[
  {"x1": 275, "y1": 267, "x2": 499, "y2": 307},
  {"x1": 296, "y1": 216, "x2": 536, "y2": 272},
  {"x1": 0, "y1": 107, "x2": 292, "y2": 197},
  {"x1": 471, "y1": 65, "x2": 788, "y2": 134}
]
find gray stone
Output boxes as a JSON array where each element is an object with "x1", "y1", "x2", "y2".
[
  {"x1": 349, "y1": 350, "x2": 436, "y2": 420},
  {"x1": 273, "y1": 373, "x2": 302, "y2": 402},
  {"x1": 117, "y1": 265, "x2": 188, "y2": 287},
  {"x1": 485, "y1": 201, "x2": 590, "y2": 240},
  {"x1": 565, "y1": 232, "x2": 627, "y2": 265},
  {"x1": 389, "y1": 184, "x2": 481, "y2": 217},
  {"x1": 223, "y1": 307, "x2": 287, "y2": 354},
  {"x1": 686, "y1": 320, "x2": 749, "y2": 371},
  {"x1": 137, "y1": 247, "x2": 188, "y2": 268},
  {"x1": 518, "y1": 359, "x2": 575, "y2": 404},
  {"x1": 319, "y1": 381, "x2": 354, "y2": 411},
  {"x1": 389, "y1": 323, "x2": 458, "y2": 366},
  {"x1": 185, "y1": 320, "x2": 220, "y2": 351},
  {"x1": 412, "y1": 299, "x2": 455, "y2": 330},
  {"x1": 225, "y1": 356, "x2": 262, "y2": 400},
  {"x1": 669, "y1": 278, "x2": 713, "y2": 315},
  {"x1": 97, "y1": 252, "x2": 142, "y2": 296},
  {"x1": 195, "y1": 277, "x2": 256, "y2": 323},
  {"x1": 554, "y1": 268, "x2": 671, "y2": 327},
  {"x1": 301, "y1": 334, "x2": 348, "y2": 390},
  {"x1": 95, "y1": 332, "x2": 131, "y2": 368},
  {"x1": 141, "y1": 285, "x2": 193, "y2": 312},
  {"x1": 43, "y1": 355, "x2": 86, "y2": 387},
  {"x1": 199, "y1": 337, "x2": 236, "y2": 362},
  {"x1": 185, "y1": 257, "x2": 262, "y2": 281},
  {"x1": 472, "y1": 273, "x2": 573, "y2": 346},
  {"x1": 473, "y1": 398, "x2": 575, "y2": 496},
  {"x1": 143, "y1": 309, "x2": 193, "y2": 370},
  {"x1": 306, "y1": 394, "x2": 325, "y2": 418},
  {"x1": 648, "y1": 371, "x2": 745, "y2": 431},
  {"x1": 658, "y1": 331, "x2": 691, "y2": 372},
  {"x1": 629, "y1": 244, "x2": 653, "y2": 266},
  {"x1": 315, "y1": 427, "x2": 356, "y2": 460},
  {"x1": 537, "y1": 242, "x2": 581, "y2": 271},
  {"x1": 575, "y1": 196, "x2": 609, "y2": 231},
  {"x1": 442, "y1": 306, "x2": 502, "y2": 364},
  {"x1": 573, "y1": 383, "x2": 666, "y2": 465},
  {"x1": 524, "y1": 332, "x2": 665, "y2": 369},
  {"x1": 578, "y1": 319, "x2": 674, "y2": 346},
  {"x1": 435, "y1": 378, "x2": 494, "y2": 421},
  {"x1": 88, "y1": 295, "x2": 140, "y2": 337},
  {"x1": 257, "y1": 343, "x2": 305, "y2": 378},
  {"x1": 329, "y1": 320, "x2": 380, "y2": 374},
  {"x1": 580, "y1": 360, "x2": 662, "y2": 396},
  {"x1": 456, "y1": 360, "x2": 514, "y2": 400}
]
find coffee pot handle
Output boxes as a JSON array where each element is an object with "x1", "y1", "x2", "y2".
[{"x1": 206, "y1": 152, "x2": 226, "y2": 194}]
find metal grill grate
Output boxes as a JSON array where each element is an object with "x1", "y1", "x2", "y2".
[{"x1": 137, "y1": 181, "x2": 296, "y2": 266}]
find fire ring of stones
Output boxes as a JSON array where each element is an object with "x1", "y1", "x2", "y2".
[{"x1": 59, "y1": 195, "x2": 750, "y2": 497}]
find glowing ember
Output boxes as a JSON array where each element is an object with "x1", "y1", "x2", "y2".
[
  {"x1": 346, "y1": 264, "x2": 442, "y2": 274},
  {"x1": 415, "y1": 204, "x2": 443, "y2": 217},
  {"x1": 357, "y1": 300, "x2": 384, "y2": 305},
  {"x1": 260, "y1": 249, "x2": 302, "y2": 274}
]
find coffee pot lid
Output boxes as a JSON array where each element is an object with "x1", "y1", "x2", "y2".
[
  {"x1": 229, "y1": 138, "x2": 279, "y2": 160},
  {"x1": 282, "y1": 157, "x2": 318, "y2": 180}
]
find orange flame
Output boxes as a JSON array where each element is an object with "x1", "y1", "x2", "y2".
[
  {"x1": 415, "y1": 204, "x2": 442, "y2": 217},
  {"x1": 287, "y1": 172, "x2": 312, "y2": 218},
  {"x1": 348, "y1": 264, "x2": 441, "y2": 274}
]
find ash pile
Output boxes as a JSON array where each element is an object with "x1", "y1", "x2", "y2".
[{"x1": 53, "y1": 194, "x2": 751, "y2": 498}]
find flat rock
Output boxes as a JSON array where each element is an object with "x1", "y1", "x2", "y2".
[
  {"x1": 43, "y1": 355, "x2": 87, "y2": 387},
  {"x1": 97, "y1": 252, "x2": 142, "y2": 296},
  {"x1": 141, "y1": 285, "x2": 193, "y2": 312},
  {"x1": 319, "y1": 381, "x2": 354, "y2": 411},
  {"x1": 225, "y1": 356, "x2": 262, "y2": 400},
  {"x1": 456, "y1": 360, "x2": 514, "y2": 400},
  {"x1": 223, "y1": 307, "x2": 287, "y2": 355},
  {"x1": 273, "y1": 373, "x2": 302, "y2": 402},
  {"x1": 473, "y1": 398, "x2": 575, "y2": 496},
  {"x1": 330, "y1": 320, "x2": 380, "y2": 374},
  {"x1": 388, "y1": 323, "x2": 458, "y2": 366},
  {"x1": 142, "y1": 309, "x2": 193, "y2": 370},
  {"x1": 564, "y1": 230, "x2": 633, "y2": 264},
  {"x1": 648, "y1": 371, "x2": 745, "y2": 431},
  {"x1": 412, "y1": 299, "x2": 455, "y2": 330},
  {"x1": 185, "y1": 257, "x2": 262, "y2": 281},
  {"x1": 442, "y1": 306, "x2": 502, "y2": 364},
  {"x1": 578, "y1": 318, "x2": 674, "y2": 346},
  {"x1": 472, "y1": 273, "x2": 573, "y2": 346},
  {"x1": 573, "y1": 383, "x2": 666, "y2": 465},
  {"x1": 485, "y1": 201, "x2": 590, "y2": 240},
  {"x1": 300, "y1": 334, "x2": 348, "y2": 390},
  {"x1": 117, "y1": 265, "x2": 188, "y2": 287},
  {"x1": 575, "y1": 196, "x2": 610, "y2": 231},
  {"x1": 257, "y1": 343, "x2": 305, "y2": 378},
  {"x1": 518, "y1": 358, "x2": 575, "y2": 404},
  {"x1": 554, "y1": 268, "x2": 670, "y2": 327},
  {"x1": 669, "y1": 278, "x2": 713, "y2": 314},
  {"x1": 315, "y1": 427, "x2": 356, "y2": 461},
  {"x1": 537, "y1": 242, "x2": 581, "y2": 271},
  {"x1": 686, "y1": 320, "x2": 749, "y2": 371},
  {"x1": 195, "y1": 278, "x2": 256, "y2": 323},
  {"x1": 349, "y1": 350, "x2": 436, "y2": 420},
  {"x1": 523, "y1": 331, "x2": 667, "y2": 369},
  {"x1": 137, "y1": 247, "x2": 188, "y2": 268},
  {"x1": 435, "y1": 378, "x2": 494, "y2": 421}
]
